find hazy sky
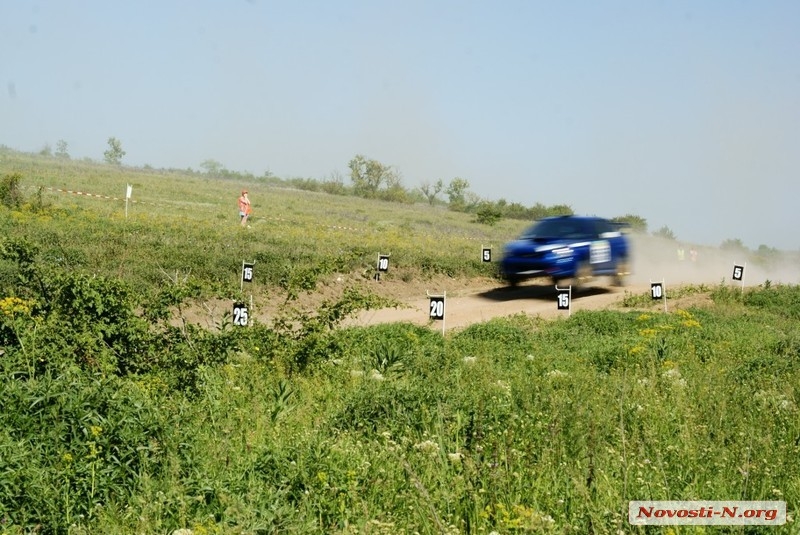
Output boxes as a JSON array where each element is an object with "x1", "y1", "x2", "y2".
[{"x1": 3, "y1": 1, "x2": 799, "y2": 249}]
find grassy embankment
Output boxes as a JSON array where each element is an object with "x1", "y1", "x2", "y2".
[{"x1": 1, "y1": 152, "x2": 798, "y2": 533}]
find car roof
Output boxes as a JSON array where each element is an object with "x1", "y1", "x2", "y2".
[{"x1": 540, "y1": 215, "x2": 607, "y2": 222}]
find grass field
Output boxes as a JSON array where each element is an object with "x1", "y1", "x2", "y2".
[{"x1": 1, "y1": 151, "x2": 798, "y2": 534}]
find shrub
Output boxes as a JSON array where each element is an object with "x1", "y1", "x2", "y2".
[{"x1": 0, "y1": 172, "x2": 24, "y2": 208}]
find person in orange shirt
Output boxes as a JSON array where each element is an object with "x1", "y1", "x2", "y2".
[{"x1": 238, "y1": 190, "x2": 251, "y2": 227}]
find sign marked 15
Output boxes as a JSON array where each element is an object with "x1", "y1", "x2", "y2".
[
  {"x1": 242, "y1": 262, "x2": 254, "y2": 283},
  {"x1": 555, "y1": 285, "x2": 571, "y2": 315}
]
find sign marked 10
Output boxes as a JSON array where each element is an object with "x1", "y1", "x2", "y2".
[
  {"x1": 377, "y1": 254, "x2": 390, "y2": 272},
  {"x1": 651, "y1": 279, "x2": 667, "y2": 312},
  {"x1": 375, "y1": 253, "x2": 390, "y2": 281}
]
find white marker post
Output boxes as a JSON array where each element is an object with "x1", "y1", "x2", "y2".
[
  {"x1": 651, "y1": 279, "x2": 667, "y2": 312},
  {"x1": 375, "y1": 253, "x2": 390, "y2": 281},
  {"x1": 481, "y1": 245, "x2": 492, "y2": 263},
  {"x1": 427, "y1": 291, "x2": 446, "y2": 335},
  {"x1": 555, "y1": 284, "x2": 572, "y2": 316},
  {"x1": 732, "y1": 263, "x2": 746, "y2": 293},
  {"x1": 125, "y1": 184, "x2": 132, "y2": 218},
  {"x1": 239, "y1": 261, "x2": 255, "y2": 325}
]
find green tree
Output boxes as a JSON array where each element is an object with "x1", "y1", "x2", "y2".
[
  {"x1": 526, "y1": 202, "x2": 573, "y2": 220},
  {"x1": 103, "y1": 137, "x2": 126, "y2": 165},
  {"x1": 0, "y1": 172, "x2": 24, "y2": 208},
  {"x1": 55, "y1": 139, "x2": 70, "y2": 159},
  {"x1": 445, "y1": 177, "x2": 470, "y2": 211},
  {"x1": 612, "y1": 214, "x2": 648, "y2": 233},
  {"x1": 380, "y1": 179, "x2": 410, "y2": 203},
  {"x1": 475, "y1": 201, "x2": 502, "y2": 226},
  {"x1": 348, "y1": 155, "x2": 397, "y2": 199},
  {"x1": 720, "y1": 238, "x2": 748, "y2": 252},
  {"x1": 419, "y1": 179, "x2": 444, "y2": 205},
  {"x1": 502, "y1": 201, "x2": 531, "y2": 220},
  {"x1": 545, "y1": 203, "x2": 574, "y2": 217},
  {"x1": 200, "y1": 159, "x2": 224, "y2": 175},
  {"x1": 653, "y1": 225, "x2": 676, "y2": 240},
  {"x1": 321, "y1": 170, "x2": 346, "y2": 195}
]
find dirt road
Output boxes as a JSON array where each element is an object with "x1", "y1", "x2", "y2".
[
  {"x1": 346, "y1": 279, "x2": 652, "y2": 332},
  {"x1": 344, "y1": 248, "x2": 800, "y2": 332}
]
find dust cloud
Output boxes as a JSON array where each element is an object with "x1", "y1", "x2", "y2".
[{"x1": 627, "y1": 234, "x2": 800, "y2": 288}]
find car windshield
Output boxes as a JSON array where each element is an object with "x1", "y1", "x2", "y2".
[{"x1": 520, "y1": 218, "x2": 595, "y2": 240}]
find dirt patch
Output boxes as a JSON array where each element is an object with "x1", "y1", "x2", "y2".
[
  {"x1": 345, "y1": 279, "x2": 647, "y2": 332},
  {"x1": 178, "y1": 267, "x2": 753, "y2": 333}
]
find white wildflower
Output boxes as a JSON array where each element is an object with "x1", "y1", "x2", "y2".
[
  {"x1": 662, "y1": 368, "x2": 681, "y2": 379},
  {"x1": 413, "y1": 440, "x2": 439, "y2": 455},
  {"x1": 369, "y1": 370, "x2": 385, "y2": 381},
  {"x1": 496, "y1": 380, "x2": 511, "y2": 395}
]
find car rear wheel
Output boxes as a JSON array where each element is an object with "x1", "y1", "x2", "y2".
[{"x1": 614, "y1": 258, "x2": 631, "y2": 286}]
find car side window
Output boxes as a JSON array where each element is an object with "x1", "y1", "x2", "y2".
[
  {"x1": 594, "y1": 219, "x2": 611, "y2": 235},
  {"x1": 569, "y1": 220, "x2": 595, "y2": 239}
]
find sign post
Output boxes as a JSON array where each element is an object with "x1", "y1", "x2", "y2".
[
  {"x1": 375, "y1": 253, "x2": 390, "y2": 281},
  {"x1": 481, "y1": 245, "x2": 492, "y2": 263},
  {"x1": 651, "y1": 279, "x2": 667, "y2": 312},
  {"x1": 235, "y1": 260, "x2": 255, "y2": 326},
  {"x1": 732, "y1": 263, "x2": 746, "y2": 293},
  {"x1": 427, "y1": 291, "x2": 446, "y2": 335},
  {"x1": 555, "y1": 284, "x2": 572, "y2": 316},
  {"x1": 241, "y1": 261, "x2": 255, "y2": 291},
  {"x1": 125, "y1": 184, "x2": 132, "y2": 218},
  {"x1": 232, "y1": 301, "x2": 249, "y2": 327}
]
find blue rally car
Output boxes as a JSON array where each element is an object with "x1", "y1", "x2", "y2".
[{"x1": 499, "y1": 215, "x2": 631, "y2": 288}]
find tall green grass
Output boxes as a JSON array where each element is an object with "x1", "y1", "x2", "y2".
[{"x1": 1, "y1": 151, "x2": 798, "y2": 533}]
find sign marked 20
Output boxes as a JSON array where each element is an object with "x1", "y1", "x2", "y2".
[
  {"x1": 429, "y1": 296, "x2": 445, "y2": 320},
  {"x1": 427, "y1": 291, "x2": 446, "y2": 334}
]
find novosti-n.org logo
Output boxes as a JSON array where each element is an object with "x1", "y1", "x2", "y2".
[{"x1": 629, "y1": 501, "x2": 786, "y2": 526}]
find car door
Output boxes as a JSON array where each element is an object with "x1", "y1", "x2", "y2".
[{"x1": 587, "y1": 219, "x2": 618, "y2": 274}]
